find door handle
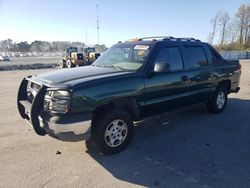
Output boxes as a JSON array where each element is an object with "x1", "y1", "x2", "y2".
[{"x1": 181, "y1": 75, "x2": 188, "y2": 82}]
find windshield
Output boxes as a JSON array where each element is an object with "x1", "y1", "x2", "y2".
[
  {"x1": 67, "y1": 47, "x2": 78, "y2": 54},
  {"x1": 93, "y1": 44, "x2": 151, "y2": 71}
]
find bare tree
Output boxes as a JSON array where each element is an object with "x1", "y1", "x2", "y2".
[
  {"x1": 218, "y1": 11, "x2": 230, "y2": 46},
  {"x1": 228, "y1": 20, "x2": 239, "y2": 44},
  {"x1": 244, "y1": 5, "x2": 250, "y2": 45},
  {"x1": 236, "y1": 4, "x2": 248, "y2": 44},
  {"x1": 208, "y1": 13, "x2": 220, "y2": 44},
  {"x1": 208, "y1": 3, "x2": 249, "y2": 49}
]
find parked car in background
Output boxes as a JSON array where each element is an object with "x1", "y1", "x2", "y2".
[{"x1": 0, "y1": 55, "x2": 10, "y2": 61}]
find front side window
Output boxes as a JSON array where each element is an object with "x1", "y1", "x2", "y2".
[
  {"x1": 93, "y1": 44, "x2": 151, "y2": 71},
  {"x1": 154, "y1": 47, "x2": 184, "y2": 71},
  {"x1": 185, "y1": 46, "x2": 208, "y2": 68}
]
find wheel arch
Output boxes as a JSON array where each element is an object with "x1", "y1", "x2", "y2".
[
  {"x1": 92, "y1": 97, "x2": 140, "y2": 123},
  {"x1": 217, "y1": 80, "x2": 231, "y2": 93}
]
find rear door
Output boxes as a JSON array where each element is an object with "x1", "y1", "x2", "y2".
[
  {"x1": 141, "y1": 43, "x2": 190, "y2": 117},
  {"x1": 182, "y1": 44, "x2": 215, "y2": 103}
]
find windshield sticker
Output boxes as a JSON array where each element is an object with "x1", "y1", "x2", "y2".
[{"x1": 134, "y1": 45, "x2": 149, "y2": 50}]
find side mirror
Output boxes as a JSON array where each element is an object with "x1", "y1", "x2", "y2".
[{"x1": 154, "y1": 62, "x2": 171, "y2": 73}]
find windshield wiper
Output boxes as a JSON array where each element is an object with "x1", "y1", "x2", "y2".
[
  {"x1": 92, "y1": 64, "x2": 133, "y2": 71},
  {"x1": 107, "y1": 65, "x2": 124, "y2": 70},
  {"x1": 93, "y1": 64, "x2": 122, "y2": 70}
]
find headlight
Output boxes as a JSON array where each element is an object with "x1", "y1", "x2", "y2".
[{"x1": 44, "y1": 90, "x2": 71, "y2": 114}]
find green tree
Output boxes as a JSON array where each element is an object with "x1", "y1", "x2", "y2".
[{"x1": 17, "y1": 41, "x2": 30, "y2": 52}]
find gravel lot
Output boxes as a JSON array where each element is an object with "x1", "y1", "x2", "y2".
[{"x1": 0, "y1": 61, "x2": 250, "y2": 188}]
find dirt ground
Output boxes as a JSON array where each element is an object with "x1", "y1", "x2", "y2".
[{"x1": 0, "y1": 60, "x2": 250, "y2": 188}]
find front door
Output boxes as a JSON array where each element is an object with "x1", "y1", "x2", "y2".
[{"x1": 141, "y1": 45, "x2": 190, "y2": 117}]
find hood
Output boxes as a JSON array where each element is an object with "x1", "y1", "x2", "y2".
[{"x1": 30, "y1": 65, "x2": 132, "y2": 87}]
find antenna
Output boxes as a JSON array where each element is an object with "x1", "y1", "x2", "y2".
[{"x1": 96, "y1": 4, "x2": 100, "y2": 46}]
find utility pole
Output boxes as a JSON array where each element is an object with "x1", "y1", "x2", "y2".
[
  {"x1": 96, "y1": 4, "x2": 100, "y2": 46},
  {"x1": 85, "y1": 32, "x2": 88, "y2": 47}
]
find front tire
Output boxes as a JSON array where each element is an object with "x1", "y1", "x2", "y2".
[
  {"x1": 66, "y1": 59, "x2": 73, "y2": 68},
  {"x1": 207, "y1": 86, "x2": 228, "y2": 113},
  {"x1": 91, "y1": 109, "x2": 134, "y2": 155}
]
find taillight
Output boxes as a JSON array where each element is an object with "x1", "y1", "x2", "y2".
[{"x1": 238, "y1": 63, "x2": 242, "y2": 74}]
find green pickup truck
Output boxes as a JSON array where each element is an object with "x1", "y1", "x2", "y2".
[{"x1": 17, "y1": 36, "x2": 241, "y2": 155}]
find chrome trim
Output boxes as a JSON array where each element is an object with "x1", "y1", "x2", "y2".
[{"x1": 39, "y1": 116, "x2": 91, "y2": 136}]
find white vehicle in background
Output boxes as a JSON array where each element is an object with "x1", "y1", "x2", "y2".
[{"x1": 0, "y1": 55, "x2": 10, "y2": 61}]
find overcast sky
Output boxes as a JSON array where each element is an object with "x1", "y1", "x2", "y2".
[{"x1": 0, "y1": 0, "x2": 249, "y2": 47}]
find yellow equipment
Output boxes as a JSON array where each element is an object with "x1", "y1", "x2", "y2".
[
  {"x1": 60, "y1": 47, "x2": 87, "y2": 68},
  {"x1": 60, "y1": 47, "x2": 101, "y2": 68},
  {"x1": 84, "y1": 47, "x2": 101, "y2": 64}
]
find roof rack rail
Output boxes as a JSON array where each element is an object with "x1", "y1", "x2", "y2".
[
  {"x1": 138, "y1": 36, "x2": 175, "y2": 41},
  {"x1": 126, "y1": 36, "x2": 201, "y2": 42},
  {"x1": 175, "y1": 38, "x2": 201, "y2": 42}
]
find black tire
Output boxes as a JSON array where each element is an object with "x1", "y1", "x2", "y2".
[
  {"x1": 66, "y1": 59, "x2": 73, "y2": 68},
  {"x1": 91, "y1": 109, "x2": 134, "y2": 155},
  {"x1": 207, "y1": 86, "x2": 228, "y2": 113},
  {"x1": 59, "y1": 60, "x2": 65, "y2": 68}
]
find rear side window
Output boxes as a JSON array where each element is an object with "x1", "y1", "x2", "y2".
[
  {"x1": 154, "y1": 47, "x2": 184, "y2": 71},
  {"x1": 185, "y1": 46, "x2": 208, "y2": 68}
]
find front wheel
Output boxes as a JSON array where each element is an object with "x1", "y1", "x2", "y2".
[
  {"x1": 91, "y1": 110, "x2": 134, "y2": 155},
  {"x1": 207, "y1": 86, "x2": 228, "y2": 113},
  {"x1": 66, "y1": 59, "x2": 73, "y2": 68}
]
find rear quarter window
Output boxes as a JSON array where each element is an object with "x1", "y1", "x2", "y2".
[{"x1": 209, "y1": 46, "x2": 225, "y2": 64}]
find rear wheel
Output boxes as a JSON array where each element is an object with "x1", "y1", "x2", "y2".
[
  {"x1": 91, "y1": 109, "x2": 134, "y2": 155},
  {"x1": 207, "y1": 86, "x2": 228, "y2": 113},
  {"x1": 59, "y1": 60, "x2": 65, "y2": 68}
]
